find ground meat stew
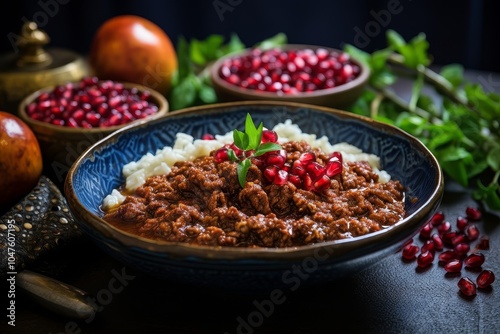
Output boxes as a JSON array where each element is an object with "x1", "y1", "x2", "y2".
[{"x1": 103, "y1": 141, "x2": 406, "y2": 247}]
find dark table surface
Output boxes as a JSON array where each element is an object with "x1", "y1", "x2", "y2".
[{"x1": 2, "y1": 70, "x2": 500, "y2": 334}]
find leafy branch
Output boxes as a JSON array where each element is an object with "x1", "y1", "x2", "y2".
[
  {"x1": 230, "y1": 114, "x2": 281, "y2": 187},
  {"x1": 345, "y1": 30, "x2": 500, "y2": 211}
]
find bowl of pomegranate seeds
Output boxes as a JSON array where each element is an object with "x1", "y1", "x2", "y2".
[
  {"x1": 18, "y1": 76, "x2": 168, "y2": 178},
  {"x1": 65, "y1": 101, "x2": 443, "y2": 290},
  {"x1": 210, "y1": 45, "x2": 370, "y2": 108}
]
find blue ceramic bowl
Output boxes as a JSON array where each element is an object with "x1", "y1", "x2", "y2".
[{"x1": 65, "y1": 101, "x2": 443, "y2": 290}]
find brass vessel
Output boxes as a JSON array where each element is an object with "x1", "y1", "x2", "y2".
[{"x1": 0, "y1": 22, "x2": 90, "y2": 113}]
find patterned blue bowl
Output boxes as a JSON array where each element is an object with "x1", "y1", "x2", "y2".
[{"x1": 65, "y1": 101, "x2": 443, "y2": 290}]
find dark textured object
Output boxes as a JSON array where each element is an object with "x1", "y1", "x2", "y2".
[{"x1": 0, "y1": 176, "x2": 81, "y2": 276}]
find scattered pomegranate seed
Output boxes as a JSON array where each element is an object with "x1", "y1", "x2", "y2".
[
  {"x1": 437, "y1": 221, "x2": 451, "y2": 235},
  {"x1": 464, "y1": 253, "x2": 485, "y2": 268},
  {"x1": 401, "y1": 206, "x2": 494, "y2": 299},
  {"x1": 430, "y1": 212, "x2": 445, "y2": 226},
  {"x1": 421, "y1": 240, "x2": 435, "y2": 254},
  {"x1": 431, "y1": 234, "x2": 444, "y2": 251},
  {"x1": 456, "y1": 216, "x2": 468, "y2": 231},
  {"x1": 419, "y1": 223, "x2": 433, "y2": 239},
  {"x1": 458, "y1": 277, "x2": 477, "y2": 296},
  {"x1": 475, "y1": 236, "x2": 490, "y2": 250},
  {"x1": 454, "y1": 243, "x2": 470, "y2": 257},
  {"x1": 26, "y1": 76, "x2": 159, "y2": 128},
  {"x1": 476, "y1": 270, "x2": 495, "y2": 289},
  {"x1": 465, "y1": 225, "x2": 480, "y2": 241},
  {"x1": 444, "y1": 260, "x2": 463, "y2": 273},
  {"x1": 438, "y1": 250, "x2": 458, "y2": 263},
  {"x1": 465, "y1": 207, "x2": 482, "y2": 221},
  {"x1": 417, "y1": 251, "x2": 434, "y2": 268},
  {"x1": 402, "y1": 243, "x2": 419, "y2": 260}
]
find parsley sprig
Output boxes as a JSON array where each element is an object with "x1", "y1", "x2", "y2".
[
  {"x1": 345, "y1": 30, "x2": 500, "y2": 211},
  {"x1": 229, "y1": 114, "x2": 282, "y2": 187}
]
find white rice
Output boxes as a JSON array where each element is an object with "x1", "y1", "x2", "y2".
[{"x1": 102, "y1": 119, "x2": 390, "y2": 209}]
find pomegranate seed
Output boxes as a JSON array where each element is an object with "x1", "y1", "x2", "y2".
[
  {"x1": 266, "y1": 153, "x2": 286, "y2": 167},
  {"x1": 202, "y1": 133, "x2": 215, "y2": 140},
  {"x1": 261, "y1": 129, "x2": 278, "y2": 143},
  {"x1": 438, "y1": 250, "x2": 458, "y2": 263},
  {"x1": 456, "y1": 216, "x2": 468, "y2": 231},
  {"x1": 264, "y1": 165, "x2": 279, "y2": 182},
  {"x1": 329, "y1": 151, "x2": 343, "y2": 163},
  {"x1": 290, "y1": 161, "x2": 306, "y2": 177},
  {"x1": 464, "y1": 253, "x2": 485, "y2": 268},
  {"x1": 273, "y1": 169, "x2": 289, "y2": 185},
  {"x1": 476, "y1": 270, "x2": 495, "y2": 289},
  {"x1": 431, "y1": 233, "x2": 444, "y2": 251},
  {"x1": 465, "y1": 224, "x2": 479, "y2": 241},
  {"x1": 451, "y1": 234, "x2": 467, "y2": 246},
  {"x1": 299, "y1": 152, "x2": 316, "y2": 165},
  {"x1": 313, "y1": 175, "x2": 331, "y2": 191},
  {"x1": 442, "y1": 231, "x2": 458, "y2": 245},
  {"x1": 465, "y1": 207, "x2": 481, "y2": 221},
  {"x1": 214, "y1": 148, "x2": 229, "y2": 163},
  {"x1": 417, "y1": 251, "x2": 434, "y2": 268},
  {"x1": 402, "y1": 244, "x2": 419, "y2": 260},
  {"x1": 419, "y1": 223, "x2": 433, "y2": 239},
  {"x1": 475, "y1": 236, "x2": 490, "y2": 250},
  {"x1": 458, "y1": 277, "x2": 476, "y2": 296},
  {"x1": 430, "y1": 211, "x2": 445, "y2": 226},
  {"x1": 421, "y1": 240, "x2": 435, "y2": 254},
  {"x1": 444, "y1": 260, "x2": 462, "y2": 273},
  {"x1": 303, "y1": 174, "x2": 314, "y2": 191},
  {"x1": 437, "y1": 221, "x2": 451, "y2": 235},
  {"x1": 454, "y1": 243, "x2": 470, "y2": 257},
  {"x1": 325, "y1": 158, "x2": 342, "y2": 177},
  {"x1": 306, "y1": 162, "x2": 326, "y2": 180},
  {"x1": 288, "y1": 174, "x2": 302, "y2": 186}
]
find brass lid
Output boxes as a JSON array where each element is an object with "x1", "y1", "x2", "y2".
[{"x1": 0, "y1": 22, "x2": 90, "y2": 113}]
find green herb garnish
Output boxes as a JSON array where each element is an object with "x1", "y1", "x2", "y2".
[
  {"x1": 230, "y1": 114, "x2": 282, "y2": 187},
  {"x1": 345, "y1": 30, "x2": 500, "y2": 211}
]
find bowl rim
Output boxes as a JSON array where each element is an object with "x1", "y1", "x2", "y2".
[
  {"x1": 65, "y1": 100, "x2": 444, "y2": 261},
  {"x1": 18, "y1": 80, "x2": 169, "y2": 134},
  {"x1": 210, "y1": 44, "x2": 370, "y2": 99}
]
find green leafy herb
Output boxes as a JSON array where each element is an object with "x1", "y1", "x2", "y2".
[
  {"x1": 231, "y1": 114, "x2": 281, "y2": 187},
  {"x1": 345, "y1": 31, "x2": 500, "y2": 211}
]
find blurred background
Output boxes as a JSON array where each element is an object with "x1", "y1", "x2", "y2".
[{"x1": 0, "y1": 0, "x2": 499, "y2": 71}]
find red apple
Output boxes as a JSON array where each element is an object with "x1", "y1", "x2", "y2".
[
  {"x1": 0, "y1": 112, "x2": 43, "y2": 209},
  {"x1": 89, "y1": 15, "x2": 178, "y2": 96}
]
